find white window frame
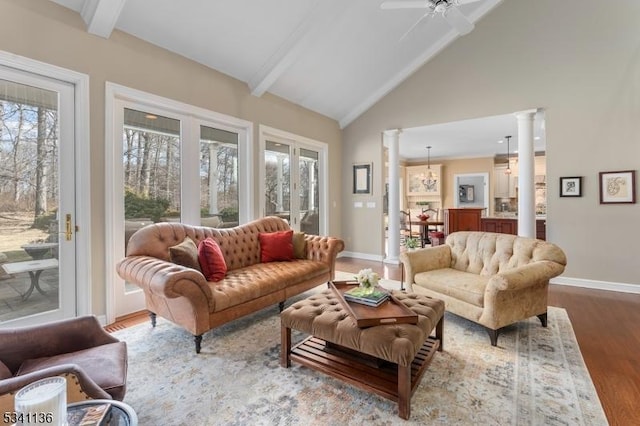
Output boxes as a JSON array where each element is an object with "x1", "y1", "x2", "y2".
[{"x1": 105, "y1": 82, "x2": 253, "y2": 323}]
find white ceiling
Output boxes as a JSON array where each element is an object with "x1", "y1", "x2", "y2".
[
  {"x1": 399, "y1": 111, "x2": 547, "y2": 162},
  {"x1": 48, "y1": 0, "x2": 541, "y2": 160}
]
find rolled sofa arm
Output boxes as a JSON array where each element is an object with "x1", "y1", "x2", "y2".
[
  {"x1": 117, "y1": 255, "x2": 214, "y2": 311},
  {"x1": 399, "y1": 245, "x2": 452, "y2": 289},
  {"x1": 304, "y1": 235, "x2": 345, "y2": 275},
  {"x1": 487, "y1": 261, "x2": 566, "y2": 293}
]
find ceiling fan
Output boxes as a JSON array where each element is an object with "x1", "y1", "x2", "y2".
[{"x1": 381, "y1": 0, "x2": 482, "y2": 39}]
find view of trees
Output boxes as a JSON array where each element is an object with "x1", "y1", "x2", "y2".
[{"x1": 0, "y1": 97, "x2": 59, "y2": 223}]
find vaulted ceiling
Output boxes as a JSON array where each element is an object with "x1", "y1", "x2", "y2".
[{"x1": 49, "y1": 0, "x2": 503, "y2": 130}]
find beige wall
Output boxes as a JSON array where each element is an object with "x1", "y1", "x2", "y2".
[
  {"x1": 343, "y1": 0, "x2": 640, "y2": 286},
  {"x1": 0, "y1": 0, "x2": 342, "y2": 314}
]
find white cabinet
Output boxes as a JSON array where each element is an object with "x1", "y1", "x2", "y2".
[{"x1": 494, "y1": 164, "x2": 517, "y2": 198}]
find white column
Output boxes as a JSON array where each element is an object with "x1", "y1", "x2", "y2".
[
  {"x1": 384, "y1": 129, "x2": 401, "y2": 265},
  {"x1": 515, "y1": 110, "x2": 536, "y2": 238},
  {"x1": 208, "y1": 143, "x2": 219, "y2": 215}
]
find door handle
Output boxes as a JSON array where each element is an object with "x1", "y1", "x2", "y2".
[{"x1": 65, "y1": 213, "x2": 73, "y2": 241}]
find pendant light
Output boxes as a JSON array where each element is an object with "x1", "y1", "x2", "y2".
[
  {"x1": 421, "y1": 146, "x2": 438, "y2": 189},
  {"x1": 504, "y1": 136, "x2": 512, "y2": 175}
]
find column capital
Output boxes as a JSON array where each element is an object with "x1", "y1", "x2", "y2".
[
  {"x1": 514, "y1": 109, "x2": 538, "y2": 120},
  {"x1": 383, "y1": 128, "x2": 402, "y2": 137}
]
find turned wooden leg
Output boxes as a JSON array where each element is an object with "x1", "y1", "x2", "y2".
[
  {"x1": 435, "y1": 316, "x2": 444, "y2": 352},
  {"x1": 537, "y1": 312, "x2": 548, "y2": 327},
  {"x1": 194, "y1": 334, "x2": 203, "y2": 354},
  {"x1": 398, "y1": 364, "x2": 411, "y2": 420},
  {"x1": 278, "y1": 301, "x2": 285, "y2": 312},
  {"x1": 487, "y1": 328, "x2": 500, "y2": 346},
  {"x1": 149, "y1": 311, "x2": 156, "y2": 327},
  {"x1": 280, "y1": 325, "x2": 291, "y2": 368}
]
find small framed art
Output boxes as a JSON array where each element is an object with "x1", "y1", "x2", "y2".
[
  {"x1": 353, "y1": 163, "x2": 371, "y2": 194},
  {"x1": 599, "y1": 170, "x2": 636, "y2": 204},
  {"x1": 559, "y1": 176, "x2": 582, "y2": 197}
]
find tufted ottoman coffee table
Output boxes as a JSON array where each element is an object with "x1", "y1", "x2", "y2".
[{"x1": 280, "y1": 287, "x2": 444, "y2": 420}]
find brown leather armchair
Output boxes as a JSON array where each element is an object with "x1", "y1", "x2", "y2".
[{"x1": 0, "y1": 316, "x2": 128, "y2": 412}]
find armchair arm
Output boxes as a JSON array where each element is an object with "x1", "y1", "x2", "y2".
[
  {"x1": 399, "y1": 245, "x2": 452, "y2": 289},
  {"x1": 0, "y1": 364, "x2": 111, "y2": 413},
  {"x1": 116, "y1": 255, "x2": 214, "y2": 312},
  {"x1": 0, "y1": 316, "x2": 117, "y2": 371},
  {"x1": 304, "y1": 236, "x2": 345, "y2": 278}
]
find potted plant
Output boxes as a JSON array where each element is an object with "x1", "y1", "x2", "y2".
[{"x1": 405, "y1": 237, "x2": 419, "y2": 251}]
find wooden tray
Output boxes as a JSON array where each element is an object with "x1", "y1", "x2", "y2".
[{"x1": 330, "y1": 281, "x2": 418, "y2": 328}]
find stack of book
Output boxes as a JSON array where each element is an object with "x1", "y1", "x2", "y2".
[{"x1": 343, "y1": 286, "x2": 389, "y2": 307}]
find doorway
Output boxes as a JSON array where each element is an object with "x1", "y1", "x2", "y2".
[
  {"x1": 453, "y1": 173, "x2": 489, "y2": 213},
  {"x1": 259, "y1": 126, "x2": 326, "y2": 235},
  {"x1": 0, "y1": 55, "x2": 90, "y2": 327}
]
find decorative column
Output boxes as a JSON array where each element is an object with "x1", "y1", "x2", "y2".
[
  {"x1": 208, "y1": 143, "x2": 219, "y2": 215},
  {"x1": 515, "y1": 110, "x2": 536, "y2": 238},
  {"x1": 384, "y1": 129, "x2": 401, "y2": 265}
]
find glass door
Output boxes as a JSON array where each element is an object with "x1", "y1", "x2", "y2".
[
  {"x1": 263, "y1": 137, "x2": 322, "y2": 233},
  {"x1": 0, "y1": 69, "x2": 76, "y2": 326}
]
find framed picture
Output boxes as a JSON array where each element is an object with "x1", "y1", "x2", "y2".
[
  {"x1": 406, "y1": 165, "x2": 441, "y2": 196},
  {"x1": 353, "y1": 163, "x2": 371, "y2": 194},
  {"x1": 599, "y1": 170, "x2": 636, "y2": 204},
  {"x1": 559, "y1": 176, "x2": 582, "y2": 197}
]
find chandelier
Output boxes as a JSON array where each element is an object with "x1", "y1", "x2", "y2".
[
  {"x1": 422, "y1": 146, "x2": 438, "y2": 187},
  {"x1": 504, "y1": 136, "x2": 512, "y2": 175}
]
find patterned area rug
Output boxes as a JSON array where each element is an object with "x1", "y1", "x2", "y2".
[{"x1": 113, "y1": 274, "x2": 608, "y2": 425}]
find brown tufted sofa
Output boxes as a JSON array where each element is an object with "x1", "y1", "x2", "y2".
[
  {"x1": 117, "y1": 216, "x2": 344, "y2": 353},
  {"x1": 400, "y1": 231, "x2": 566, "y2": 346}
]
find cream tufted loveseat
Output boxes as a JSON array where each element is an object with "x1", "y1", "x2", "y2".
[
  {"x1": 117, "y1": 216, "x2": 344, "y2": 353},
  {"x1": 400, "y1": 231, "x2": 566, "y2": 346}
]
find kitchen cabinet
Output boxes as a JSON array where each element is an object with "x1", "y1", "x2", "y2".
[
  {"x1": 444, "y1": 208, "x2": 483, "y2": 236},
  {"x1": 480, "y1": 218, "x2": 546, "y2": 241},
  {"x1": 494, "y1": 165, "x2": 517, "y2": 198},
  {"x1": 481, "y1": 218, "x2": 517, "y2": 235}
]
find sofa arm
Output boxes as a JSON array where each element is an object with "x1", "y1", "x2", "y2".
[
  {"x1": 399, "y1": 245, "x2": 452, "y2": 289},
  {"x1": 304, "y1": 235, "x2": 344, "y2": 272},
  {"x1": 487, "y1": 261, "x2": 566, "y2": 293},
  {"x1": 117, "y1": 256, "x2": 214, "y2": 311}
]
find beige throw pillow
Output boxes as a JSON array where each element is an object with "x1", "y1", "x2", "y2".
[
  {"x1": 292, "y1": 232, "x2": 307, "y2": 259},
  {"x1": 169, "y1": 236, "x2": 202, "y2": 272}
]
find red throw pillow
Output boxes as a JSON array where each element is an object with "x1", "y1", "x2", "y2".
[
  {"x1": 259, "y1": 230, "x2": 294, "y2": 262},
  {"x1": 198, "y1": 238, "x2": 227, "y2": 281}
]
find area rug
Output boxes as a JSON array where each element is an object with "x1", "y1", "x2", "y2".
[{"x1": 113, "y1": 274, "x2": 608, "y2": 425}]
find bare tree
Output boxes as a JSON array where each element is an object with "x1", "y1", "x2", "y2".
[{"x1": 34, "y1": 106, "x2": 47, "y2": 217}]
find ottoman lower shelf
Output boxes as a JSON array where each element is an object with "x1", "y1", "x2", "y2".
[{"x1": 288, "y1": 335, "x2": 439, "y2": 414}]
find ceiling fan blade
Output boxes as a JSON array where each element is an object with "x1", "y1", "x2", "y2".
[
  {"x1": 380, "y1": 1, "x2": 430, "y2": 10},
  {"x1": 399, "y1": 12, "x2": 431, "y2": 41},
  {"x1": 455, "y1": 0, "x2": 483, "y2": 5},
  {"x1": 443, "y1": 6, "x2": 474, "y2": 35}
]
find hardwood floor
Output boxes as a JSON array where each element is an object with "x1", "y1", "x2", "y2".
[{"x1": 109, "y1": 257, "x2": 640, "y2": 425}]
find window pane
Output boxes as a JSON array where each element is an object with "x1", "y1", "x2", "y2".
[
  {"x1": 0, "y1": 79, "x2": 61, "y2": 321},
  {"x1": 299, "y1": 148, "x2": 319, "y2": 234},
  {"x1": 123, "y1": 108, "x2": 181, "y2": 252},
  {"x1": 200, "y1": 126, "x2": 238, "y2": 228},
  {"x1": 264, "y1": 141, "x2": 291, "y2": 223}
]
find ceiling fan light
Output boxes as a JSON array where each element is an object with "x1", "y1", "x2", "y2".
[{"x1": 435, "y1": 3, "x2": 448, "y2": 13}]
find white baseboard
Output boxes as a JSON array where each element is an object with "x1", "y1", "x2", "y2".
[
  {"x1": 551, "y1": 277, "x2": 640, "y2": 294},
  {"x1": 96, "y1": 315, "x2": 108, "y2": 326},
  {"x1": 339, "y1": 251, "x2": 385, "y2": 262},
  {"x1": 340, "y1": 252, "x2": 640, "y2": 294}
]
